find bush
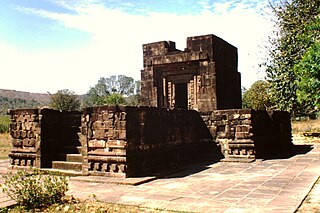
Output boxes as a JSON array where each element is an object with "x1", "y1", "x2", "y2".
[
  {"x1": 50, "y1": 89, "x2": 81, "y2": 111},
  {"x1": 1, "y1": 169, "x2": 68, "y2": 209},
  {"x1": 0, "y1": 115, "x2": 9, "y2": 133}
]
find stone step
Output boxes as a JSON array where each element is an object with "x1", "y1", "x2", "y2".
[
  {"x1": 63, "y1": 146, "x2": 83, "y2": 154},
  {"x1": 220, "y1": 156, "x2": 255, "y2": 163},
  {"x1": 66, "y1": 154, "x2": 83, "y2": 163},
  {"x1": 52, "y1": 161, "x2": 82, "y2": 172},
  {"x1": 40, "y1": 168, "x2": 83, "y2": 176}
]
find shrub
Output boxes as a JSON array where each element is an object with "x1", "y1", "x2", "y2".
[
  {"x1": 242, "y1": 80, "x2": 273, "y2": 110},
  {"x1": 50, "y1": 89, "x2": 81, "y2": 111},
  {"x1": 0, "y1": 115, "x2": 9, "y2": 133},
  {"x1": 1, "y1": 169, "x2": 69, "y2": 209}
]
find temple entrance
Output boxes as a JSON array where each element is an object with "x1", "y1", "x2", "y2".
[{"x1": 175, "y1": 83, "x2": 188, "y2": 109}]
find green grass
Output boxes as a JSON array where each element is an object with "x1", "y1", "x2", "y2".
[{"x1": 0, "y1": 115, "x2": 9, "y2": 134}]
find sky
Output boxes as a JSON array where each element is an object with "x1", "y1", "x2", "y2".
[{"x1": 0, "y1": 0, "x2": 276, "y2": 94}]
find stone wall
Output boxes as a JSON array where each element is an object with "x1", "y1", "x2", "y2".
[
  {"x1": 9, "y1": 109, "x2": 40, "y2": 168},
  {"x1": 80, "y1": 106, "x2": 222, "y2": 177},
  {"x1": 8, "y1": 108, "x2": 81, "y2": 169},
  {"x1": 80, "y1": 106, "x2": 128, "y2": 177},
  {"x1": 202, "y1": 109, "x2": 293, "y2": 161},
  {"x1": 8, "y1": 107, "x2": 293, "y2": 177}
]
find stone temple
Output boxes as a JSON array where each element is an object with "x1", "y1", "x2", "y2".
[
  {"x1": 7, "y1": 34, "x2": 293, "y2": 177},
  {"x1": 141, "y1": 34, "x2": 241, "y2": 111}
]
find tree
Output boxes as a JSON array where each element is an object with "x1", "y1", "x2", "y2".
[
  {"x1": 265, "y1": 0, "x2": 320, "y2": 115},
  {"x1": 104, "y1": 93, "x2": 127, "y2": 105},
  {"x1": 242, "y1": 80, "x2": 272, "y2": 110},
  {"x1": 83, "y1": 81, "x2": 108, "y2": 107},
  {"x1": 294, "y1": 41, "x2": 320, "y2": 116},
  {"x1": 50, "y1": 89, "x2": 81, "y2": 111},
  {"x1": 83, "y1": 75, "x2": 140, "y2": 107}
]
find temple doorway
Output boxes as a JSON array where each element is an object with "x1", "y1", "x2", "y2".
[{"x1": 174, "y1": 83, "x2": 188, "y2": 109}]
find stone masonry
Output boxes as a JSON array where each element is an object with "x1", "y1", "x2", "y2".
[
  {"x1": 201, "y1": 109, "x2": 293, "y2": 162},
  {"x1": 80, "y1": 105, "x2": 221, "y2": 177},
  {"x1": 141, "y1": 34, "x2": 241, "y2": 112},
  {"x1": 8, "y1": 108, "x2": 81, "y2": 169},
  {"x1": 8, "y1": 107, "x2": 293, "y2": 177}
]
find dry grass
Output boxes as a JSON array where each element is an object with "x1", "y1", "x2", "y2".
[
  {"x1": 3, "y1": 196, "x2": 178, "y2": 213},
  {"x1": 292, "y1": 119, "x2": 320, "y2": 134},
  {"x1": 0, "y1": 133, "x2": 11, "y2": 159}
]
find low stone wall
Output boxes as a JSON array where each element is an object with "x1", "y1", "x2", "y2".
[
  {"x1": 8, "y1": 108, "x2": 81, "y2": 169},
  {"x1": 80, "y1": 106, "x2": 128, "y2": 177},
  {"x1": 9, "y1": 109, "x2": 40, "y2": 168},
  {"x1": 81, "y1": 106, "x2": 222, "y2": 177},
  {"x1": 202, "y1": 109, "x2": 293, "y2": 161},
  {"x1": 8, "y1": 107, "x2": 293, "y2": 177}
]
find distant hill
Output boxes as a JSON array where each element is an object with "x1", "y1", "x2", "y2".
[
  {"x1": 0, "y1": 89, "x2": 51, "y2": 114},
  {"x1": 0, "y1": 89, "x2": 51, "y2": 104}
]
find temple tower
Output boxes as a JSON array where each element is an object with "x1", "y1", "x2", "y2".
[{"x1": 140, "y1": 34, "x2": 241, "y2": 112}]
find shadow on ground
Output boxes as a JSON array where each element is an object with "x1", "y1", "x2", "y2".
[
  {"x1": 162, "y1": 144, "x2": 314, "y2": 179},
  {"x1": 164, "y1": 159, "x2": 221, "y2": 179},
  {"x1": 259, "y1": 144, "x2": 313, "y2": 160}
]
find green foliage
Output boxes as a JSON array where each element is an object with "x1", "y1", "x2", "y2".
[
  {"x1": 83, "y1": 86, "x2": 107, "y2": 107},
  {"x1": 106, "y1": 75, "x2": 136, "y2": 95},
  {"x1": 1, "y1": 169, "x2": 68, "y2": 210},
  {"x1": 0, "y1": 115, "x2": 9, "y2": 133},
  {"x1": 83, "y1": 75, "x2": 140, "y2": 107},
  {"x1": 294, "y1": 42, "x2": 320, "y2": 116},
  {"x1": 104, "y1": 93, "x2": 127, "y2": 105},
  {"x1": 242, "y1": 80, "x2": 273, "y2": 110},
  {"x1": 126, "y1": 94, "x2": 141, "y2": 106},
  {"x1": 0, "y1": 96, "x2": 42, "y2": 115},
  {"x1": 50, "y1": 89, "x2": 81, "y2": 111},
  {"x1": 265, "y1": 0, "x2": 320, "y2": 115}
]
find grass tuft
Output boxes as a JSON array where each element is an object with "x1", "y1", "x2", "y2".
[{"x1": 0, "y1": 133, "x2": 10, "y2": 159}]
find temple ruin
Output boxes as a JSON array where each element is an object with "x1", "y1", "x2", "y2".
[
  {"x1": 7, "y1": 34, "x2": 293, "y2": 177},
  {"x1": 141, "y1": 34, "x2": 241, "y2": 111}
]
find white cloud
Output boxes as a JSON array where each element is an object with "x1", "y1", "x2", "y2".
[{"x1": 1, "y1": 0, "x2": 273, "y2": 94}]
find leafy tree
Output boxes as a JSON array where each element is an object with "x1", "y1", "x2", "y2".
[
  {"x1": 294, "y1": 41, "x2": 320, "y2": 116},
  {"x1": 83, "y1": 75, "x2": 140, "y2": 107},
  {"x1": 104, "y1": 93, "x2": 127, "y2": 105},
  {"x1": 50, "y1": 89, "x2": 80, "y2": 111},
  {"x1": 83, "y1": 85, "x2": 107, "y2": 107},
  {"x1": 105, "y1": 75, "x2": 135, "y2": 95},
  {"x1": 242, "y1": 80, "x2": 272, "y2": 110},
  {"x1": 265, "y1": 0, "x2": 320, "y2": 115},
  {"x1": 126, "y1": 94, "x2": 140, "y2": 106},
  {"x1": 241, "y1": 86, "x2": 247, "y2": 96}
]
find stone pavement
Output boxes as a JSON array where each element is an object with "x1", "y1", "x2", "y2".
[
  {"x1": 67, "y1": 143, "x2": 320, "y2": 213},
  {"x1": 0, "y1": 143, "x2": 320, "y2": 212}
]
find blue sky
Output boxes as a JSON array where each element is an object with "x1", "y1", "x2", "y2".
[{"x1": 0, "y1": 0, "x2": 275, "y2": 94}]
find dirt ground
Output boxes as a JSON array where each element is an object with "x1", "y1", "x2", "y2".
[{"x1": 294, "y1": 134, "x2": 320, "y2": 212}]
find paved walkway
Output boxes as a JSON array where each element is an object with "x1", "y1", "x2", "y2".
[
  {"x1": 1, "y1": 143, "x2": 320, "y2": 212},
  {"x1": 68, "y1": 143, "x2": 320, "y2": 213}
]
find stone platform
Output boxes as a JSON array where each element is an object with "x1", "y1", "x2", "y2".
[{"x1": 1, "y1": 142, "x2": 320, "y2": 212}]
